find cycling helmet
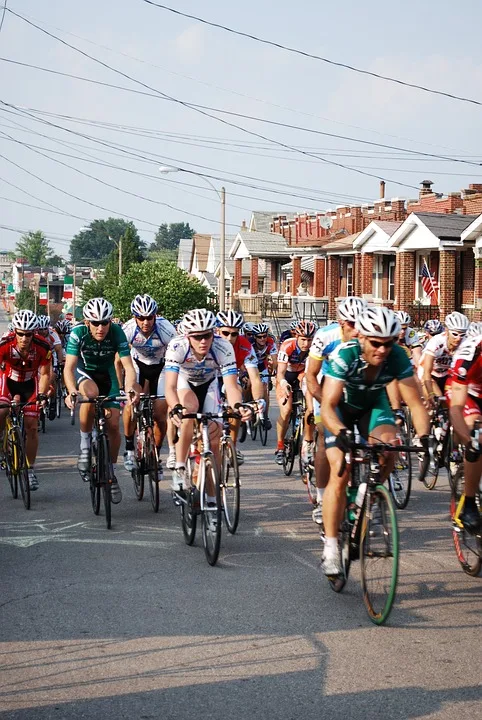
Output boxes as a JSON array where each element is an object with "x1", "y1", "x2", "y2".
[
  {"x1": 7, "y1": 322, "x2": 13, "y2": 332},
  {"x1": 395, "y1": 310, "x2": 411, "y2": 326},
  {"x1": 424, "y1": 319, "x2": 444, "y2": 336},
  {"x1": 289, "y1": 320, "x2": 298, "y2": 330},
  {"x1": 182, "y1": 308, "x2": 216, "y2": 334},
  {"x1": 294, "y1": 320, "x2": 316, "y2": 338},
  {"x1": 176, "y1": 320, "x2": 186, "y2": 335},
  {"x1": 243, "y1": 322, "x2": 255, "y2": 333},
  {"x1": 467, "y1": 321, "x2": 482, "y2": 337},
  {"x1": 216, "y1": 309, "x2": 244, "y2": 329},
  {"x1": 83, "y1": 297, "x2": 113, "y2": 321},
  {"x1": 445, "y1": 312, "x2": 469, "y2": 333},
  {"x1": 252, "y1": 323, "x2": 270, "y2": 335},
  {"x1": 356, "y1": 307, "x2": 401, "y2": 338},
  {"x1": 12, "y1": 309, "x2": 39, "y2": 332},
  {"x1": 337, "y1": 297, "x2": 367, "y2": 323},
  {"x1": 56, "y1": 319, "x2": 72, "y2": 333},
  {"x1": 131, "y1": 294, "x2": 158, "y2": 318},
  {"x1": 36, "y1": 315, "x2": 51, "y2": 330}
]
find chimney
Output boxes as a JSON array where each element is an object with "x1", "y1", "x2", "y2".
[
  {"x1": 241, "y1": 219, "x2": 247, "y2": 231},
  {"x1": 379, "y1": 180, "x2": 386, "y2": 199},
  {"x1": 420, "y1": 179, "x2": 434, "y2": 197}
]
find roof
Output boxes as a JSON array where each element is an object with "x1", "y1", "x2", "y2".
[
  {"x1": 177, "y1": 237, "x2": 193, "y2": 269},
  {"x1": 192, "y1": 234, "x2": 211, "y2": 271},
  {"x1": 281, "y1": 256, "x2": 316, "y2": 273},
  {"x1": 370, "y1": 221, "x2": 403, "y2": 236},
  {"x1": 231, "y1": 230, "x2": 291, "y2": 258},
  {"x1": 250, "y1": 211, "x2": 295, "y2": 233},
  {"x1": 323, "y1": 232, "x2": 361, "y2": 252},
  {"x1": 411, "y1": 212, "x2": 478, "y2": 238}
]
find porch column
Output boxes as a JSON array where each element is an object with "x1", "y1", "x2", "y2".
[
  {"x1": 313, "y1": 257, "x2": 326, "y2": 298},
  {"x1": 292, "y1": 256, "x2": 302, "y2": 294},
  {"x1": 473, "y1": 247, "x2": 482, "y2": 321},
  {"x1": 234, "y1": 258, "x2": 242, "y2": 293},
  {"x1": 396, "y1": 251, "x2": 416, "y2": 313},
  {"x1": 361, "y1": 253, "x2": 373, "y2": 296},
  {"x1": 250, "y1": 257, "x2": 259, "y2": 294},
  {"x1": 327, "y1": 255, "x2": 340, "y2": 320},
  {"x1": 270, "y1": 261, "x2": 278, "y2": 293},
  {"x1": 439, "y1": 250, "x2": 456, "y2": 316},
  {"x1": 353, "y1": 253, "x2": 362, "y2": 297}
]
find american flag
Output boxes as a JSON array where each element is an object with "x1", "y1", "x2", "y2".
[{"x1": 421, "y1": 258, "x2": 439, "y2": 304}]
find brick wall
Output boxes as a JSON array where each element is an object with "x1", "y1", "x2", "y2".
[
  {"x1": 353, "y1": 253, "x2": 362, "y2": 297},
  {"x1": 396, "y1": 252, "x2": 416, "y2": 313},
  {"x1": 313, "y1": 257, "x2": 326, "y2": 297},
  {"x1": 327, "y1": 256, "x2": 340, "y2": 319},
  {"x1": 250, "y1": 257, "x2": 259, "y2": 295},
  {"x1": 439, "y1": 250, "x2": 456, "y2": 316},
  {"x1": 234, "y1": 258, "x2": 242, "y2": 293},
  {"x1": 461, "y1": 249, "x2": 475, "y2": 305},
  {"x1": 292, "y1": 256, "x2": 302, "y2": 292},
  {"x1": 360, "y1": 253, "x2": 374, "y2": 296}
]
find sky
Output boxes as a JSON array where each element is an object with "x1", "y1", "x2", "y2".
[{"x1": 1, "y1": 0, "x2": 482, "y2": 260}]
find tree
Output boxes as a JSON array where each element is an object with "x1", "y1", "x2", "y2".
[
  {"x1": 77, "y1": 277, "x2": 106, "y2": 306},
  {"x1": 15, "y1": 288, "x2": 36, "y2": 312},
  {"x1": 111, "y1": 260, "x2": 212, "y2": 321},
  {"x1": 150, "y1": 223, "x2": 195, "y2": 252},
  {"x1": 69, "y1": 218, "x2": 145, "y2": 265},
  {"x1": 15, "y1": 231, "x2": 60, "y2": 267},
  {"x1": 104, "y1": 225, "x2": 145, "y2": 290}
]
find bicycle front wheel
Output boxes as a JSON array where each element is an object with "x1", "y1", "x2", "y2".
[
  {"x1": 259, "y1": 416, "x2": 268, "y2": 446},
  {"x1": 13, "y1": 429, "x2": 30, "y2": 510},
  {"x1": 5, "y1": 432, "x2": 18, "y2": 499},
  {"x1": 201, "y1": 457, "x2": 222, "y2": 566},
  {"x1": 98, "y1": 436, "x2": 112, "y2": 529},
  {"x1": 56, "y1": 378, "x2": 62, "y2": 418},
  {"x1": 221, "y1": 437, "x2": 240, "y2": 534},
  {"x1": 360, "y1": 484, "x2": 399, "y2": 625},
  {"x1": 451, "y1": 468, "x2": 482, "y2": 577},
  {"x1": 389, "y1": 438, "x2": 412, "y2": 510},
  {"x1": 283, "y1": 437, "x2": 295, "y2": 476},
  {"x1": 146, "y1": 429, "x2": 160, "y2": 513}
]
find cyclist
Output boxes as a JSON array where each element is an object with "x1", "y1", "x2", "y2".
[
  {"x1": 419, "y1": 312, "x2": 469, "y2": 406},
  {"x1": 64, "y1": 298, "x2": 141, "y2": 504},
  {"x1": 320, "y1": 306, "x2": 431, "y2": 576},
  {"x1": 164, "y1": 309, "x2": 251, "y2": 493},
  {"x1": 243, "y1": 322, "x2": 255, "y2": 344},
  {"x1": 306, "y1": 296, "x2": 366, "y2": 525},
  {"x1": 395, "y1": 311, "x2": 423, "y2": 367},
  {"x1": 422, "y1": 318, "x2": 444, "y2": 344},
  {"x1": 251, "y1": 322, "x2": 277, "y2": 426},
  {"x1": 0, "y1": 309, "x2": 51, "y2": 490},
  {"x1": 120, "y1": 294, "x2": 177, "y2": 479},
  {"x1": 279, "y1": 320, "x2": 298, "y2": 344},
  {"x1": 55, "y1": 319, "x2": 72, "y2": 355},
  {"x1": 216, "y1": 310, "x2": 266, "y2": 464},
  {"x1": 36, "y1": 315, "x2": 64, "y2": 420},
  {"x1": 449, "y1": 332, "x2": 482, "y2": 532},
  {"x1": 275, "y1": 320, "x2": 316, "y2": 465}
]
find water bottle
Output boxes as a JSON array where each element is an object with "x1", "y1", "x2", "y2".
[
  {"x1": 347, "y1": 485, "x2": 357, "y2": 522},
  {"x1": 355, "y1": 482, "x2": 367, "y2": 508}
]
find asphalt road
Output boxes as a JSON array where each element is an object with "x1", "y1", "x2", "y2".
[{"x1": 0, "y1": 310, "x2": 481, "y2": 720}]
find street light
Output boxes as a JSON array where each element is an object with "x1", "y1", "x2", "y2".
[{"x1": 159, "y1": 166, "x2": 226, "y2": 311}]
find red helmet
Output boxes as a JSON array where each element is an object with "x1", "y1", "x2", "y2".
[{"x1": 294, "y1": 320, "x2": 316, "y2": 338}]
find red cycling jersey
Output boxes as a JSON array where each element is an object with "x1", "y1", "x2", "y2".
[
  {"x1": 233, "y1": 335, "x2": 258, "y2": 371},
  {"x1": 0, "y1": 333, "x2": 51, "y2": 382},
  {"x1": 277, "y1": 337, "x2": 310, "y2": 373},
  {"x1": 450, "y1": 335, "x2": 482, "y2": 399}
]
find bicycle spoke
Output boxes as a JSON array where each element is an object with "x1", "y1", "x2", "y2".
[{"x1": 221, "y1": 438, "x2": 240, "y2": 534}]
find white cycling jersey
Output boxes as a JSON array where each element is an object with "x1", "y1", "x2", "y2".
[
  {"x1": 164, "y1": 335, "x2": 237, "y2": 386},
  {"x1": 122, "y1": 317, "x2": 176, "y2": 366},
  {"x1": 419, "y1": 332, "x2": 452, "y2": 378}
]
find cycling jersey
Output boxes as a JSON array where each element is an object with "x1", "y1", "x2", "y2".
[
  {"x1": 419, "y1": 333, "x2": 452, "y2": 378},
  {"x1": 309, "y1": 322, "x2": 342, "y2": 374},
  {"x1": 399, "y1": 327, "x2": 422, "y2": 358},
  {"x1": 279, "y1": 330, "x2": 293, "y2": 344},
  {"x1": 66, "y1": 323, "x2": 130, "y2": 372},
  {"x1": 0, "y1": 333, "x2": 51, "y2": 382},
  {"x1": 278, "y1": 337, "x2": 310, "y2": 373},
  {"x1": 164, "y1": 335, "x2": 237, "y2": 386},
  {"x1": 253, "y1": 337, "x2": 277, "y2": 372},
  {"x1": 450, "y1": 334, "x2": 482, "y2": 399},
  {"x1": 325, "y1": 339, "x2": 413, "y2": 412},
  {"x1": 232, "y1": 335, "x2": 258, "y2": 371},
  {"x1": 122, "y1": 317, "x2": 176, "y2": 366}
]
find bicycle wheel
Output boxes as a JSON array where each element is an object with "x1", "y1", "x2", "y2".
[
  {"x1": 40, "y1": 408, "x2": 46, "y2": 434},
  {"x1": 418, "y1": 449, "x2": 439, "y2": 490},
  {"x1": 238, "y1": 420, "x2": 247, "y2": 444},
  {"x1": 201, "y1": 457, "x2": 222, "y2": 566},
  {"x1": 389, "y1": 433, "x2": 412, "y2": 510},
  {"x1": 282, "y1": 436, "x2": 295, "y2": 476},
  {"x1": 98, "y1": 436, "x2": 112, "y2": 529},
  {"x1": 56, "y1": 378, "x2": 62, "y2": 418},
  {"x1": 360, "y1": 484, "x2": 399, "y2": 625},
  {"x1": 251, "y1": 418, "x2": 258, "y2": 442},
  {"x1": 146, "y1": 429, "x2": 160, "y2": 513},
  {"x1": 13, "y1": 429, "x2": 30, "y2": 510},
  {"x1": 5, "y1": 432, "x2": 18, "y2": 499},
  {"x1": 451, "y1": 468, "x2": 482, "y2": 577},
  {"x1": 89, "y1": 441, "x2": 101, "y2": 515},
  {"x1": 327, "y1": 518, "x2": 351, "y2": 593},
  {"x1": 132, "y1": 428, "x2": 145, "y2": 500},
  {"x1": 306, "y1": 464, "x2": 317, "y2": 505},
  {"x1": 259, "y1": 416, "x2": 268, "y2": 446},
  {"x1": 221, "y1": 437, "x2": 240, "y2": 534}
]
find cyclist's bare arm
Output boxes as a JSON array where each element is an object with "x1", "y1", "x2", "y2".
[
  {"x1": 386, "y1": 379, "x2": 402, "y2": 411},
  {"x1": 448, "y1": 381, "x2": 471, "y2": 445},
  {"x1": 306, "y1": 356, "x2": 323, "y2": 402},
  {"x1": 114, "y1": 352, "x2": 124, "y2": 389},
  {"x1": 224, "y1": 374, "x2": 250, "y2": 420},
  {"x1": 119, "y1": 355, "x2": 141, "y2": 400},
  {"x1": 398, "y1": 376, "x2": 430, "y2": 437},
  {"x1": 320, "y1": 376, "x2": 346, "y2": 436},
  {"x1": 38, "y1": 362, "x2": 51, "y2": 395},
  {"x1": 63, "y1": 354, "x2": 78, "y2": 398},
  {"x1": 246, "y1": 365, "x2": 264, "y2": 401},
  {"x1": 53, "y1": 343, "x2": 63, "y2": 366},
  {"x1": 411, "y1": 345, "x2": 422, "y2": 368},
  {"x1": 422, "y1": 353, "x2": 436, "y2": 399}
]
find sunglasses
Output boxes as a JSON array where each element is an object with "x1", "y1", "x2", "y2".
[
  {"x1": 220, "y1": 330, "x2": 239, "y2": 338},
  {"x1": 368, "y1": 338, "x2": 395, "y2": 349},
  {"x1": 190, "y1": 332, "x2": 213, "y2": 341},
  {"x1": 90, "y1": 320, "x2": 110, "y2": 327},
  {"x1": 16, "y1": 331, "x2": 33, "y2": 338},
  {"x1": 449, "y1": 331, "x2": 466, "y2": 338},
  {"x1": 255, "y1": 334, "x2": 268, "y2": 339},
  {"x1": 136, "y1": 315, "x2": 155, "y2": 322}
]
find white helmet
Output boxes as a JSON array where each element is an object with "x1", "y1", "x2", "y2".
[
  {"x1": 252, "y1": 323, "x2": 270, "y2": 335},
  {"x1": 289, "y1": 320, "x2": 298, "y2": 330},
  {"x1": 182, "y1": 308, "x2": 216, "y2": 334},
  {"x1": 395, "y1": 310, "x2": 411, "y2": 326},
  {"x1": 36, "y1": 315, "x2": 51, "y2": 330},
  {"x1": 216, "y1": 310, "x2": 244, "y2": 329},
  {"x1": 56, "y1": 319, "x2": 72, "y2": 333},
  {"x1": 12, "y1": 309, "x2": 38, "y2": 331},
  {"x1": 445, "y1": 311, "x2": 469, "y2": 333},
  {"x1": 83, "y1": 297, "x2": 113, "y2": 321},
  {"x1": 467, "y1": 321, "x2": 482, "y2": 337},
  {"x1": 243, "y1": 322, "x2": 255, "y2": 333},
  {"x1": 337, "y1": 297, "x2": 367, "y2": 323},
  {"x1": 356, "y1": 307, "x2": 401, "y2": 338},
  {"x1": 131, "y1": 294, "x2": 158, "y2": 317}
]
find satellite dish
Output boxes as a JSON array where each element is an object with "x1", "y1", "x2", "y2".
[{"x1": 319, "y1": 216, "x2": 333, "y2": 230}]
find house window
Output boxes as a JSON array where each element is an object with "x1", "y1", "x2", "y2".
[
  {"x1": 346, "y1": 261, "x2": 353, "y2": 297},
  {"x1": 388, "y1": 261, "x2": 395, "y2": 301},
  {"x1": 258, "y1": 279, "x2": 264, "y2": 294},
  {"x1": 372, "y1": 255, "x2": 383, "y2": 298}
]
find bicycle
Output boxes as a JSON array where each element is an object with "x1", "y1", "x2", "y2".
[
  {"x1": 327, "y1": 438, "x2": 421, "y2": 625},
  {"x1": 130, "y1": 393, "x2": 162, "y2": 513},
  {"x1": 388, "y1": 410, "x2": 413, "y2": 509},
  {"x1": 53, "y1": 364, "x2": 64, "y2": 420},
  {"x1": 71, "y1": 394, "x2": 126, "y2": 530},
  {"x1": 0, "y1": 399, "x2": 38, "y2": 510},
  {"x1": 418, "y1": 396, "x2": 450, "y2": 490},
  {"x1": 282, "y1": 387, "x2": 304, "y2": 476},
  {"x1": 450, "y1": 423, "x2": 482, "y2": 577}
]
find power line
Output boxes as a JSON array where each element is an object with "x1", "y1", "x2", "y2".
[
  {"x1": 141, "y1": 1, "x2": 482, "y2": 108},
  {"x1": 5, "y1": 11, "x2": 423, "y2": 190},
  {"x1": 0, "y1": 2, "x2": 7, "y2": 35}
]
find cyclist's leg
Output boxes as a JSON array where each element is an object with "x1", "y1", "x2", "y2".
[
  {"x1": 152, "y1": 369, "x2": 168, "y2": 448},
  {"x1": 105, "y1": 408, "x2": 121, "y2": 462},
  {"x1": 364, "y1": 394, "x2": 398, "y2": 481},
  {"x1": 461, "y1": 401, "x2": 482, "y2": 498},
  {"x1": 275, "y1": 379, "x2": 292, "y2": 451},
  {"x1": 323, "y1": 413, "x2": 352, "y2": 541},
  {"x1": 0, "y1": 372, "x2": 12, "y2": 435},
  {"x1": 123, "y1": 362, "x2": 143, "y2": 448},
  {"x1": 176, "y1": 378, "x2": 199, "y2": 467},
  {"x1": 301, "y1": 374, "x2": 314, "y2": 444}
]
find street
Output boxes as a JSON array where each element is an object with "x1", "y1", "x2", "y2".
[{"x1": 0, "y1": 326, "x2": 481, "y2": 719}]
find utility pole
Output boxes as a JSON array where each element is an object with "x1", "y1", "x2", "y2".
[
  {"x1": 73, "y1": 264, "x2": 76, "y2": 319},
  {"x1": 46, "y1": 273, "x2": 50, "y2": 317},
  {"x1": 118, "y1": 238, "x2": 122, "y2": 286},
  {"x1": 219, "y1": 187, "x2": 226, "y2": 311}
]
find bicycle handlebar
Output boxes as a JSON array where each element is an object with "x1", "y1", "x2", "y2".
[{"x1": 337, "y1": 441, "x2": 427, "y2": 478}]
